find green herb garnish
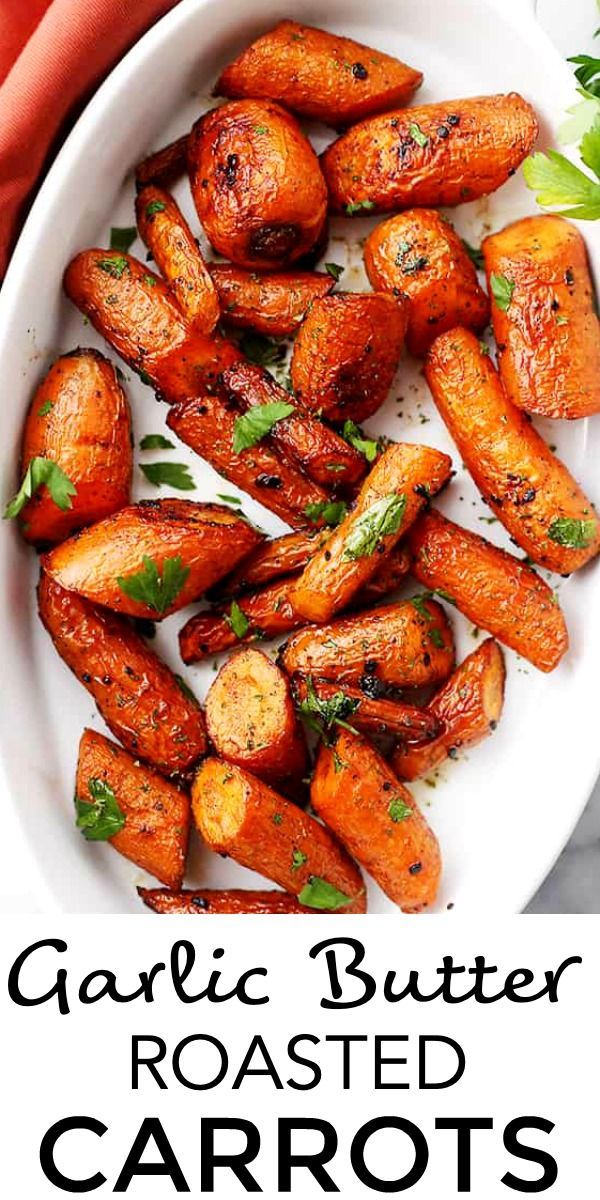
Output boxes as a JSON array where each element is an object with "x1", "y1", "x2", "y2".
[
  {"x1": 110, "y1": 226, "x2": 137, "y2": 253},
  {"x1": 145, "y1": 200, "x2": 167, "y2": 217},
  {"x1": 388, "y1": 797, "x2": 413, "y2": 823},
  {"x1": 342, "y1": 493, "x2": 406, "y2": 560},
  {"x1": 396, "y1": 239, "x2": 429, "y2": 274},
  {"x1": 4, "y1": 457, "x2": 76, "y2": 519},
  {"x1": 462, "y1": 240, "x2": 484, "y2": 270},
  {"x1": 75, "y1": 778, "x2": 126, "y2": 841},
  {"x1": 239, "y1": 331, "x2": 287, "y2": 367},
  {"x1": 298, "y1": 876, "x2": 353, "y2": 911},
  {"x1": 298, "y1": 676, "x2": 359, "y2": 744},
  {"x1": 304, "y1": 499, "x2": 348, "y2": 527},
  {"x1": 140, "y1": 462, "x2": 196, "y2": 490},
  {"x1": 117, "y1": 555, "x2": 190, "y2": 614},
  {"x1": 139, "y1": 434, "x2": 175, "y2": 450},
  {"x1": 341, "y1": 419, "x2": 379, "y2": 463},
  {"x1": 548, "y1": 516, "x2": 597, "y2": 548},
  {"x1": 95, "y1": 255, "x2": 129, "y2": 278},
  {"x1": 344, "y1": 199, "x2": 376, "y2": 215},
  {"x1": 490, "y1": 273, "x2": 515, "y2": 312},
  {"x1": 226, "y1": 600, "x2": 250, "y2": 639},
  {"x1": 232, "y1": 402, "x2": 294, "y2": 453},
  {"x1": 409, "y1": 122, "x2": 429, "y2": 148},
  {"x1": 291, "y1": 849, "x2": 308, "y2": 871},
  {"x1": 325, "y1": 262, "x2": 344, "y2": 281},
  {"x1": 38, "y1": 400, "x2": 53, "y2": 417}
]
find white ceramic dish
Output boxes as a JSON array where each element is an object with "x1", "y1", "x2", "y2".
[{"x1": 0, "y1": 0, "x2": 598, "y2": 914}]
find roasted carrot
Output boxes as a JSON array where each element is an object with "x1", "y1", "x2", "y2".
[
  {"x1": 221, "y1": 361, "x2": 366, "y2": 490},
  {"x1": 215, "y1": 528, "x2": 331, "y2": 594},
  {"x1": 290, "y1": 292, "x2": 408, "y2": 422},
  {"x1": 38, "y1": 574, "x2": 207, "y2": 776},
  {"x1": 64, "y1": 250, "x2": 187, "y2": 373},
  {"x1": 408, "y1": 509, "x2": 568, "y2": 673},
  {"x1": 279, "y1": 598, "x2": 455, "y2": 690},
  {"x1": 187, "y1": 99, "x2": 327, "y2": 268},
  {"x1": 205, "y1": 648, "x2": 306, "y2": 786},
  {"x1": 192, "y1": 758, "x2": 366, "y2": 911},
  {"x1": 43, "y1": 500, "x2": 263, "y2": 620},
  {"x1": 138, "y1": 887, "x2": 311, "y2": 914},
  {"x1": 15, "y1": 349, "x2": 132, "y2": 545},
  {"x1": 312, "y1": 729, "x2": 441, "y2": 912},
  {"x1": 364, "y1": 209, "x2": 489, "y2": 356},
  {"x1": 215, "y1": 20, "x2": 423, "y2": 126},
  {"x1": 425, "y1": 328, "x2": 600, "y2": 574},
  {"x1": 208, "y1": 264, "x2": 335, "y2": 336},
  {"x1": 136, "y1": 185, "x2": 220, "y2": 334},
  {"x1": 392, "y1": 638, "x2": 505, "y2": 780},
  {"x1": 135, "y1": 133, "x2": 189, "y2": 189},
  {"x1": 482, "y1": 214, "x2": 600, "y2": 419},
  {"x1": 290, "y1": 443, "x2": 452, "y2": 623},
  {"x1": 359, "y1": 544, "x2": 412, "y2": 601},
  {"x1": 291, "y1": 676, "x2": 441, "y2": 743},
  {"x1": 322, "y1": 94, "x2": 538, "y2": 214},
  {"x1": 76, "y1": 729, "x2": 190, "y2": 888}
]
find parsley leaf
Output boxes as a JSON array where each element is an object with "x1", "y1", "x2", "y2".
[
  {"x1": 548, "y1": 517, "x2": 597, "y2": 548},
  {"x1": 140, "y1": 461, "x2": 196, "y2": 490},
  {"x1": 298, "y1": 876, "x2": 353, "y2": 911},
  {"x1": 298, "y1": 676, "x2": 359, "y2": 743},
  {"x1": 139, "y1": 434, "x2": 175, "y2": 450},
  {"x1": 95, "y1": 255, "x2": 129, "y2": 278},
  {"x1": 110, "y1": 226, "x2": 137, "y2": 253},
  {"x1": 344, "y1": 199, "x2": 376, "y2": 215},
  {"x1": 409, "y1": 121, "x2": 429, "y2": 148},
  {"x1": 341, "y1": 419, "x2": 379, "y2": 463},
  {"x1": 395, "y1": 239, "x2": 429, "y2": 274},
  {"x1": 568, "y1": 54, "x2": 600, "y2": 97},
  {"x1": 291, "y1": 848, "x2": 308, "y2": 871},
  {"x1": 4, "y1": 456, "x2": 76, "y2": 519},
  {"x1": 239, "y1": 331, "x2": 287, "y2": 367},
  {"x1": 145, "y1": 200, "x2": 167, "y2": 217},
  {"x1": 75, "y1": 778, "x2": 126, "y2": 841},
  {"x1": 117, "y1": 555, "x2": 190, "y2": 614},
  {"x1": 232, "y1": 402, "x2": 294, "y2": 453},
  {"x1": 304, "y1": 499, "x2": 348, "y2": 527},
  {"x1": 523, "y1": 145, "x2": 600, "y2": 219},
  {"x1": 38, "y1": 400, "x2": 53, "y2": 417},
  {"x1": 490, "y1": 273, "x2": 515, "y2": 312},
  {"x1": 217, "y1": 493, "x2": 242, "y2": 505},
  {"x1": 226, "y1": 599, "x2": 250, "y2": 639},
  {"x1": 462, "y1": 239, "x2": 484, "y2": 270},
  {"x1": 388, "y1": 797, "x2": 413, "y2": 823},
  {"x1": 342, "y1": 493, "x2": 406, "y2": 560},
  {"x1": 325, "y1": 262, "x2": 344, "y2": 281}
]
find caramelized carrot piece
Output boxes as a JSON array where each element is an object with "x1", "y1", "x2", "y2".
[
  {"x1": 135, "y1": 133, "x2": 189, "y2": 189},
  {"x1": 136, "y1": 185, "x2": 220, "y2": 334},
  {"x1": 208, "y1": 264, "x2": 334, "y2": 336},
  {"x1": 392, "y1": 638, "x2": 505, "y2": 780},
  {"x1": 311, "y1": 729, "x2": 441, "y2": 912},
  {"x1": 38, "y1": 574, "x2": 207, "y2": 776},
  {"x1": 291, "y1": 676, "x2": 441, "y2": 743},
  {"x1": 76, "y1": 729, "x2": 190, "y2": 889},
  {"x1": 290, "y1": 443, "x2": 452, "y2": 623},
  {"x1": 408, "y1": 509, "x2": 569, "y2": 673},
  {"x1": 138, "y1": 887, "x2": 312, "y2": 914},
  {"x1": 215, "y1": 20, "x2": 422, "y2": 126},
  {"x1": 192, "y1": 758, "x2": 366, "y2": 911},
  {"x1": 425, "y1": 327, "x2": 600, "y2": 574},
  {"x1": 483, "y1": 214, "x2": 600, "y2": 419},
  {"x1": 216, "y1": 528, "x2": 330, "y2": 594}
]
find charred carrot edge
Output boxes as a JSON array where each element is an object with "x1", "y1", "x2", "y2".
[
  {"x1": 408, "y1": 509, "x2": 569, "y2": 673},
  {"x1": 392, "y1": 638, "x2": 506, "y2": 780},
  {"x1": 311, "y1": 728, "x2": 441, "y2": 913},
  {"x1": 291, "y1": 675, "x2": 441, "y2": 743},
  {"x1": 192, "y1": 758, "x2": 366, "y2": 911},
  {"x1": 138, "y1": 887, "x2": 312, "y2": 914},
  {"x1": 76, "y1": 729, "x2": 190, "y2": 889},
  {"x1": 135, "y1": 133, "x2": 190, "y2": 189},
  {"x1": 136, "y1": 185, "x2": 220, "y2": 335},
  {"x1": 289, "y1": 443, "x2": 452, "y2": 624},
  {"x1": 424, "y1": 328, "x2": 600, "y2": 575}
]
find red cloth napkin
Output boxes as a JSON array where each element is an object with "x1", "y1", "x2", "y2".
[{"x1": 0, "y1": 0, "x2": 180, "y2": 279}]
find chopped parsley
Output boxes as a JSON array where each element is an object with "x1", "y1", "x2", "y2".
[
  {"x1": 140, "y1": 461, "x2": 196, "y2": 490},
  {"x1": 298, "y1": 676, "x2": 359, "y2": 744},
  {"x1": 139, "y1": 434, "x2": 175, "y2": 450},
  {"x1": 490, "y1": 273, "x2": 515, "y2": 312},
  {"x1": 388, "y1": 797, "x2": 413, "y2": 823},
  {"x1": 75, "y1": 778, "x2": 126, "y2": 841},
  {"x1": 145, "y1": 200, "x2": 167, "y2": 217},
  {"x1": 226, "y1": 600, "x2": 249, "y2": 639},
  {"x1": 239, "y1": 331, "x2": 287, "y2": 368},
  {"x1": 548, "y1": 516, "x2": 597, "y2": 548},
  {"x1": 38, "y1": 400, "x2": 53, "y2": 417},
  {"x1": 324, "y1": 262, "x2": 344, "y2": 281},
  {"x1": 4, "y1": 457, "x2": 76, "y2": 519},
  {"x1": 298, "y1": 876, "x2": 353, "y2": 910},
  {"x1": 408, "y1": 121, "x2": 429, "y2": 148},
  {"x1": 304, "y1": 499, "x2": 348, "y2": 527},
  {"x1": 341, "y1": 419, "x2": 379, "y2": 463},
  {"x1": 291, "y1": 848, "x2": 308, "y2": 871},
  {"x1": 110, "y1": 226, "x2": 137, "y2": 253},
  {"x1": 462, "y1": 240, "x2": 484, "y2": 270},
  {"x1": 95, "y1": 255, "x2": 129, "y2": 278},
  {"x1": 342, "y1": 493, "x2": 406, "y2": 560},
  {"x1": 396, "y1": 240, "x2": 429, "y2": 274},
  {"x1": 232, "y1": 401, "x2": 294, "y2": 453},
  {"x1": 117, "y1": 555, "x2": 190, "y2": 615},
  {"x1": 344, "y1": 199, "x2": 376, "y2": 215}
]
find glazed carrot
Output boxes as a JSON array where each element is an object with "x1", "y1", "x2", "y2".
[
  {"x1": 482, "y1": 214, "x2": 600, "y2": 419},
  {"x1": 290, "y1": 292, "x2": 409, "y2": 422},
  {"x1": 392, "y1": 638, "x2": 505, "y2": 780},
  {"x1": 179, "y1": 545, "x2": 414, "y2": 664},
  {"x1": 43, "y1": 500, "x2": 263, "y2": 620},
  {"x1": 216, "y1": 528, "x2": 331, "y2": 594},
  {"x1": 290, "y1": 443, "x2": 452, "y2": 623},
  {"x1": 215, "y1": 20, "x2": 423, "y2": 126},
  {"x1": 205, "y1": 648, "x2": 306, "y2": 786},
  {"x1": 364, "y1": 209, "x2": 489, "y2": 356},
  {"x1": 179, "y1": 578, "x2": 302, "y2": 664},
  {"x1": 222, "y1": 361, "x2": 366, "y2": 489},
  {"x1": 64, "y1": 250, "x2": 187, "y2": 373},
  {"x1": 208, "y1": 264, "x2": 334, "y2": 336},
  {"x1": 311, "y1": 729, "x2": 441, "y2": 913},
  {"x1": 291, "y1": 676, "x2": 441, "y2": 743},
  {"x1": 425, "y1": 328, "x2": 600, "y2": 574},
  {"x1": 76, "y1": 729, "x2": 190, "y2": 889},
  {"x1": 187, "y1": 100, "x2": 327, "y2": 268},
  {"x1": 38, "y1": 574, "x2": 207, "y2": 776},
  {"x1": 135, "y1": 133, "x2": 189, "y2": 189},
  {"x1": 408, "y1": 509, "x2": 569, "y2": 673},
  {"x1": 279, "y1": 599, "x2": 455, "y2": 690},
  {"x1": 15, "y1": 349, "x2": 132, "y2": 545},
  {"x1": 138, "y1": 887, "x2": 312, "y2": 914},
  {"x1": 322, "y1": 94, "x2": 538, "y2": 214},
  {"x1": 192, "y1": 758, "x2": 366, "y2": 911},
  {"x1": 136, "y1": 185, "x2": 220, "y2": 334}
]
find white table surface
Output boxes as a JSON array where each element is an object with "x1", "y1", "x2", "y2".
[{"x1": 1, "y1": 0, "x2": 599, "y2": 914}]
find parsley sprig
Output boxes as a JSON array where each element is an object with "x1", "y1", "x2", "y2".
[
  {"x1": 232, "y1": 401, "x2": 294, "y2": 453},
  {"x1": 117, "y1": 555, "x2": 190, "y2": 615},
  {"x1": 75, "y1": 778, "x2": 125, "y2": 841},
  {"x1": 297, "y1": 676, "x2": 359, "y2": 745},
  {"x1": 342, "y1": 493, "x2": 406, "y2": 561},
  {"x1": 4, "y1": 457, "x2": 76, "y2": 519}
]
